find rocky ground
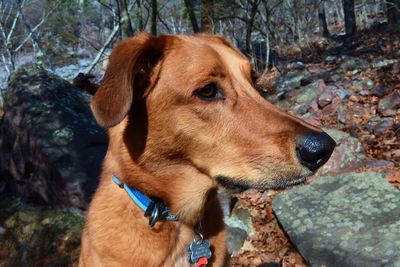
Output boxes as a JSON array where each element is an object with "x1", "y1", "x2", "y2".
[
  {"x1": 231, "y1": 30, "x2": 400, "y2": 266},
  {"x1": 0, "y1": 30, "x2": 399, "y2": 267}
]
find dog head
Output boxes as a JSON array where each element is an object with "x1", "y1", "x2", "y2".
[{"x1": 92, "y1": 33, "x2": 335, "y2": 192}]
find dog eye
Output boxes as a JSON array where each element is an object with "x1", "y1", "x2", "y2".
[{"x1": 194, "y1": 83, "x2": 224, "y2": 101}]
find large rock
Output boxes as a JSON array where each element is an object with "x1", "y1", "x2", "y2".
[
  {"x1": 0, "y1": 197, "x2": 83, "y2": 266},
  {"x1": 317, "y1": 129, "x2": 365, "y2": 175},
  {"x1": 272, "y1": 172, "x2": 400, "y2": 267},
  {"x1": 0, "y1": 64, "x2": 107, "y2": 209}
]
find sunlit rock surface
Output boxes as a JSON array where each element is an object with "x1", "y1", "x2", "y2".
[{"x1": 273, "y1": 172, "x2": 400, "y2": 267}]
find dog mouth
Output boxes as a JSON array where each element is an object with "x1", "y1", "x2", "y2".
[
  {"x1": 215, "y1": 176, "x2": 251, "y2": 193},
  {"x1": 215, "y1": 174, "x2": 310, "y2": 192}
]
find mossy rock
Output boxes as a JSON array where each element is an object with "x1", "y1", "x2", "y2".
[
  {"x1": 0, "y1": 197, "x2": 83, "y2": 267},
  {"x1": 0, "y1": 63, "x2": 107, "y2": 209}
]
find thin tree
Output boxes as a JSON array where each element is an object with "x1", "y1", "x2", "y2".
[
  {"x1": 136, "y1": 0, "x2": 144, "y2": 31},
  {"x1": 245, "y1": 0, "x2": 260, "y2": 55},
  {"x1": 318, "y1": 0, "x2": 330, "y2": 38},
  {"x1": 184, "y1": 0, "x2": 200, "y2": 33},
  {"x1": 151, "y1": 0, "x2": 157, "y2": 35},
  {"x1": 0, "y1": 0, "x2": 56, "y2": 74},
  {"x1": 116, "y1": 0, "x2": 134, "y2": 38},
  {"x1": 342, "y1": 0, "x2": 356, "y2": 37},
  {"x1": 387, "y1": 0, "x2": 400, "y2": 32},
  {"x1": 200, "y1": 0, "x2": 213, "y2": 33}
]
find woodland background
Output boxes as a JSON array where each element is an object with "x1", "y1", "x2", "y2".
[{"x1": 1, "y1": 0, "x2": 399, "y2": 80}]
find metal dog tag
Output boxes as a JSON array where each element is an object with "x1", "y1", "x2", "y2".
[{"x1": 188, "y1": 239, "x2": 212, "y2": 266}]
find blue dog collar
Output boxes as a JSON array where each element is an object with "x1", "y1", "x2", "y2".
[{"x1": 112, "y1": 175, "x2": 178, "y2": 226}]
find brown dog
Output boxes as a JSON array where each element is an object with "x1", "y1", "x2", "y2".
[{"x1": 79, "y1": 33, "x2": 335, "y2": 267}]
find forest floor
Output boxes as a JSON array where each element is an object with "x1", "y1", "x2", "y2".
[{"x1": 231, "y1": 29, "x2": 400, "y2": 266}]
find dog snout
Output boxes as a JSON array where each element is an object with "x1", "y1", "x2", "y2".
[{"x1": 296, "y1": 131, "x2": 336, "y2": 171}]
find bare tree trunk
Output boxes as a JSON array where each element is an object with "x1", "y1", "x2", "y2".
[
  {"x1": 387, "y1": 0, "x2": 400, "y2": 31},
  {"x1": 151, "y1": 0, "x2": 157, "y2": 35},
  {"x1": 318, "y1": 1, "x2": 330, "y2": 37},
  {"x1": 342, "y1": 0, "x2": 356, "y2": 37},
  {"x1": 245, "y1": 0, "x2": 260, "y2": 55},
  {"x1": 184, "y1": 0, "x2": 200, "y2": 33},
  {"x1": 136, "y1": 0, "x2": 144, "y2": 31},
  {"x1": 264, "y1": 30, "x2": 270, "y2": 73},
  {"x1": 200, "y1": 0, "x2": 213, "y2": 33},
  {"x1": 117, "y1": 0, "x2": 134, "y2": 38}
]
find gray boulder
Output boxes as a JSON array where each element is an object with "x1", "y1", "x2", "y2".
[
  {"x1": 272, "y1": 172, "x2": 400, "y2": 267},
  {"x1": 0, "y1": 64, "x2": 107, "y2": 209}
]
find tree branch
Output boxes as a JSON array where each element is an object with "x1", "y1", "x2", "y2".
[{"x1": 85, "y1": 23, "x2": 120, "y2": 74}]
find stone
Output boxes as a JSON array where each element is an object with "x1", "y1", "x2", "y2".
[
  {"x1": 295, "y1": 80, "x2": 326, "y2": 104},
  {"x1": 339, "y1": 57, "x2": 368, "y2": 72},
  {"x1": 364, "y1": 160, "x2": 395, "y2": 169},
  {"x1": 224, "y1": 201, "x2": 255, "y2": 255},
  {"x1": 325, "y1": 55, "x2": 337, "y2": 64},
  {"x1": 336, "y1": 89, "x2": 353, "y2": 100},
  {"x1": 306, "y1": 65, "x2": 324, "y2": 73},
  {"x1": 351, "y1": 80, "x2": 364, "y2": 92},
  {"x1": 378, "y1": 91, "x2": 400, "y2": 116},
  {"x1": 371, "y1": 59, "x2": 399, "y2": 69},
  {"x1": 292, "y1": 103, "x2": 309, "y2": 115},
  {"x1": 371, "y1": 86, "x2": 387, "y2": 97},
  {"x1": 226, "y1": 226, "x2": 248, "y2": 256},
  {"x1": 272, "y1": 172, "x2": 400, "y2": 267},
  {"x1": 274, "y1": 71, "x2": 310, "y2": 92},
  {"x1": 0, "y1": 197, "x2": 83, "y2": 266},
  {"x1": 300, "y1": 113, "x2": 321, "y2": 127},
  {"x1": 365, "y1": 79, "x2": 374, "y2": 89},
  {"x1": 365, "y1": 116, "x2": 394, "y2": 135},
  {"x1": 330, "y1": 73, "x2": 342, "y2": 82},
  {"x1": 317, "y1": 129, "x2": 365, "y2": 175},
  {"x1": 224, "y1": 204, "x2": 255, "y2": 237},
  {"x1": 310, "y1": 95, "x2": 340, "y2": 116},
  {"x1": 287, "y1": 61, "x2": 305, "y2": 70},
  {"x1": 336, "y1": 106, "x2": 349, "y2": 124},
  {"x1": 317, "y1": 89, "x2": 335, "y2": 108},
  {"x1": 0, "y1": 64, "x2": 107, "y2": 209}
]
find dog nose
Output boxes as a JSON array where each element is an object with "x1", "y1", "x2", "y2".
[{"x1": 296, "y1": 131, "x2": 336, "y2": 171}]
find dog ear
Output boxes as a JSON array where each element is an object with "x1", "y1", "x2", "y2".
[{"x1": 91, "y1": 32, "x2": 164, "y2": 128}]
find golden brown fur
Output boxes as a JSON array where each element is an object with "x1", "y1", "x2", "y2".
[{"x1": 79, "y1": 33, "x2": 324, "y2": 267}]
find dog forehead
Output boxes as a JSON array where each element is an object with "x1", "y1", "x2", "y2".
[{"x1": 163, "y1": 35, "x2": 251, "y2": 78}]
